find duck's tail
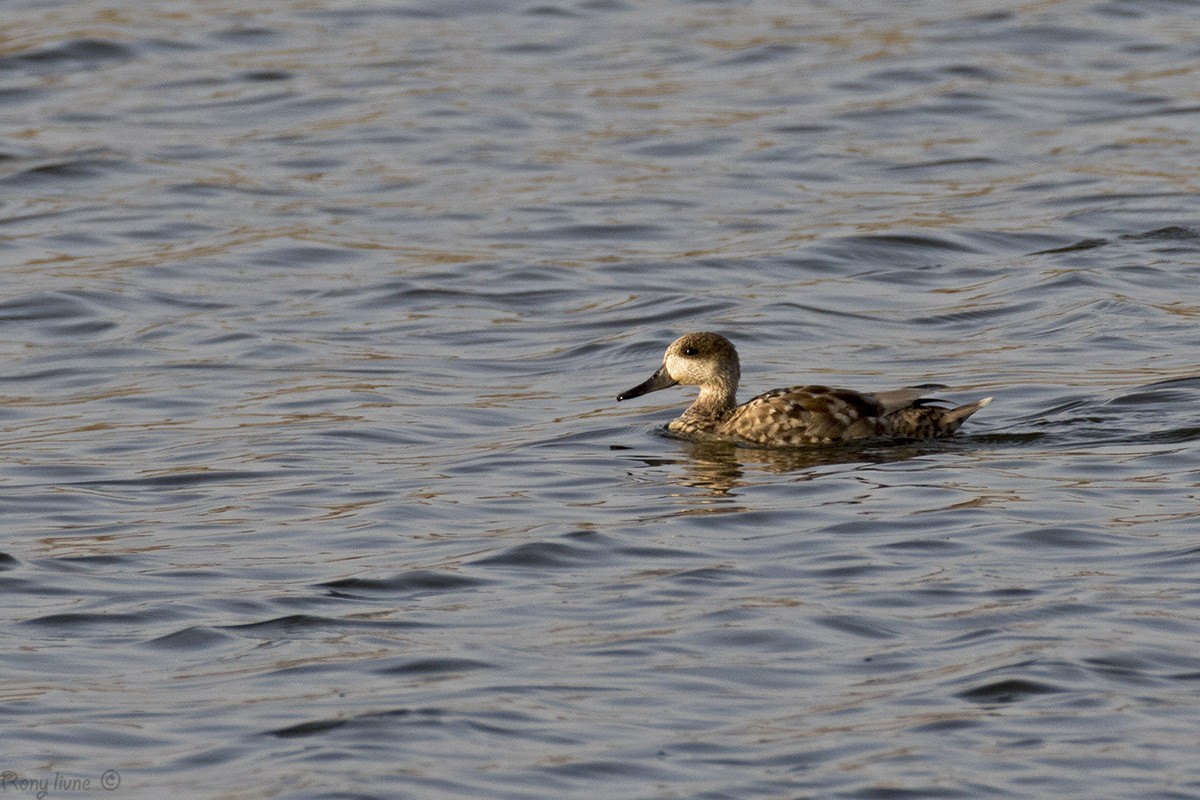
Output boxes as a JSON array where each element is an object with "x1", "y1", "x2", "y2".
[
  {"x1": 887, "y1": 396, "x2": 992, "y2": 438},
  {"x1": 942, "y1": 396, "x2": 993, "y2": 429}
]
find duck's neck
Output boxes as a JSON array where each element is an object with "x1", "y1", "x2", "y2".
[{"x1": 681, "y1": 383, "x2": 737, "y2": 429}]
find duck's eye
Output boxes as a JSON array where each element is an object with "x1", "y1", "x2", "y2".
[{"x1": 682, "y1": 346, "x2": 698, "y2": 357}]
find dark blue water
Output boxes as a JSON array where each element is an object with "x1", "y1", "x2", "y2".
[{"x1": 3, "y1": 1, "x2": 1200, "y2": 797}]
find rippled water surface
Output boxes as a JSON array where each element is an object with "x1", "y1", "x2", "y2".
[{"x1": 4, "y1": 0, "x2": 1200, "y2": 797}]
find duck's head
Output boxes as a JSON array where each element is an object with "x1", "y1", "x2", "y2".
[{"x1": 617, "y1": 332, "x2": 741, "y2": 401}]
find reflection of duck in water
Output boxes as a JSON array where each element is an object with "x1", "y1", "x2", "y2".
[{"x1": 617, "y1": 332, "x2": 991, "y2": 447}]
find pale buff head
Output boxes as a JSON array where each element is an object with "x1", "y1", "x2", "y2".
[
  {"x1": 662, "y1": 332, "x2": 740, "y2": 389},
  {"x1": 618, "y1": 332, "x2": 741, "y2": 402}
]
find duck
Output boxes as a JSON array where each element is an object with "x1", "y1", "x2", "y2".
[{"x1": 617, "y1": 332, "x2": 991, "y2": 447}]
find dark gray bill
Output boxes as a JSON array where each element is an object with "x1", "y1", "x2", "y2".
[{"x1": 617, "y1": 365, "x2": 677, "y2": 401}]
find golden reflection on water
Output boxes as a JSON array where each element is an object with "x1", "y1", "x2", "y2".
[{"x1": 649, "y1": 435, "x2": 940, "y2": 496}]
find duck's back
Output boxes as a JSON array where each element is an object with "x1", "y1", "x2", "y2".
[
  {"x1": 719, "y1": 385, "x2": 890, "y2": 446},
  {"x1": 712, "y1": 384, "x2": 991, "y2": 447}
]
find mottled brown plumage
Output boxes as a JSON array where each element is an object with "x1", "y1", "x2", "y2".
[{"x1": 617, "y1": 332, "x2": 991, "y2": 447}]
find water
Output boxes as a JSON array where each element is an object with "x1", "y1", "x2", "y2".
[{"x1": 3, "y1": 0, "x2": 1200, "y2": 797}]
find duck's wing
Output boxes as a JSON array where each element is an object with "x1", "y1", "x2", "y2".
[
  {"x1": 722, "y1": 385, "x2": 888, "y2": 445},
  {"x1": 872, "y1": 385, "x2": 953, "y2": 413}
]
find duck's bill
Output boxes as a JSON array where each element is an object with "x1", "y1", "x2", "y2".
[{"x1": 617, "y1": 366, "x2": 677, "y2": 401}]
